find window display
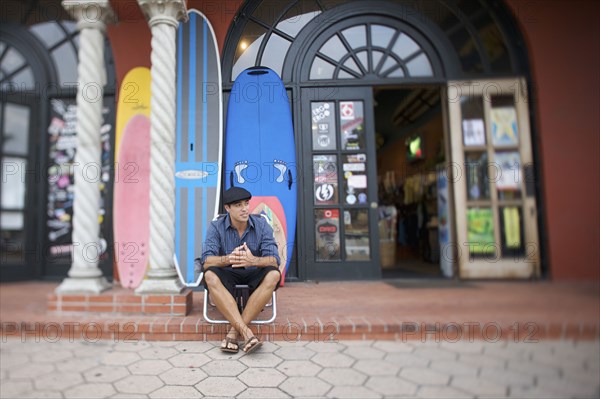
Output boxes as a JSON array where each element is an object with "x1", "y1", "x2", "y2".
[
  {"x1": 342, "y1": 153, "x2": 368, "y2": 205},
  {"x1": 315, "y1": 209, "x2": 341, "y2": 261},
  {"x1": 344, "y1": 209, "x2": 370, "y2": 261},
  {"x1": 311, "y1": 102, "x2": 336, "y2": 150},
  {"x1": 339, "y1": 101, "x2": 365, "y2": 150},
  {"x1": 313, "y1": 155, "x2": 338, "y2": 205}
]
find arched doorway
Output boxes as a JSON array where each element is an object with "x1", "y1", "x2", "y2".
[
  {"x1": 222, "y1": 0, "x2": 541, "y2": 281},
  {"x1": 1, "y1": 1, "x2": 117, "y2": 281}
]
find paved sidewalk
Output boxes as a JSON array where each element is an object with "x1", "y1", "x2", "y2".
[{"x1": 1, "y1": 337, "x2": 599, "y2": 398}]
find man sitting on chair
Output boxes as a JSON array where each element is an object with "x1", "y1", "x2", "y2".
[{"x1": 201, "y1": 187, "x2": 281, "y2": 354}]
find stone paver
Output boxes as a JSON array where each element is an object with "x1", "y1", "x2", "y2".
[
  {"x1": 168, "y1": 353, "x2": 211, "y2": 368},
  {"x1": 278, "y1": 360, "x2": 322, "y2": 376},
  {"x1": 1, "y1": 338, "x2": 598, "y2": 399},
  {"x1": 64, "y1": 383, "x2": 116, "y2": 399},
  {"x1": 202, "y1": 359, "x2": 247, "y2": 376},
  {"x1": 84, "y1": 365, "x2": 130, "y2": 383},
  {"x1": 317, "y1": 368, "x2": 367, "y2": 386},
  {"x1": 239, "y1": 367, "x2": 286, "y2": 387},
  {"x1": 195, "y1": 376, "x2": 247, "y2": 397},
  {"x1": 237, "y1": 387, "x2": 291, "y2": 398},
  {"x1": 400, "y1": 367, "x2": 450, "y2": 385},
  {"x1": 148, "y1": 385, "x2": 201, "y2": 398},
  {"x1": 326, "y1": 386, "x2": 382, "y2": 398},
  {"x1": 128, "y1": 359, "x2": 172, "y2": 375},
  {"x1": 366, "y1": 375, "x2": 418, "y2": 396},
  {"x1": 279, "y1": 376, "x2": 332, "y2": 397},
  {"x1": 114, "y1": 375, "x2": 164, "y2": 395},
  {"x1": 159, "y1": 367, "x2": 207, "y2": 385},
  {"x1": 312, "y1": 352, "x2": 355, "y2": 367}
]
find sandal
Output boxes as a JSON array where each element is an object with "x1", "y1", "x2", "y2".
[
  {"x1": 220, "y1": 337, "x2": 239, "y2": 353},
  {"x1": 242, "y1": 336, "x2": 262, "y2": 354}
]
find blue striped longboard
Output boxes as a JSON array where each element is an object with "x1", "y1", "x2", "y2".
[{"x1": 174, "y1": 9, "x2": 222, "y2": 286}]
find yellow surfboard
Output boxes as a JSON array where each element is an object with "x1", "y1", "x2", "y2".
[{"x1": 115, "y1": 67, "x2": 151, "y2": 160}]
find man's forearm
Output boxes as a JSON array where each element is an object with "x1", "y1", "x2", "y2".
[
  {"x1": 203, "y1": 255, "x2": 231, "y2": 268},
  {"x1": 256, "y1": 255, "x2": 279, "y2": 268}
]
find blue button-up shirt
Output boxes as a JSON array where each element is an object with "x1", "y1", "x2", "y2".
[{"x1": 200, "y1": 214, "x2": 280, "y2": 269}]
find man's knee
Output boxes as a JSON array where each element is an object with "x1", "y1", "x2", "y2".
[
  {"x1": 204, "y1": 270, "x2": 221, "y2": 288},
  {"x1": 262, "y1": 270, "x2": 281, "y2": 289}
]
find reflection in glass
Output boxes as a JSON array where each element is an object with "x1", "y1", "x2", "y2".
[
  {"x1": 1, "y1": 212, "x2": 25, "y2": 263},
  {"x1": 10, "y1": 68, "x2": 34, "y2": 90},
  {"x1": 313, "y1": 155, "x2": 338, "y2": 204},
  {"x1": 51, "y1": 41, "x2": 78, "y2": 86},
  {"x1": 311, "y1": 102, "x2": 336, "y2": 150},
  {"x1": 405, "y1": 53, "x2": 433, "y2": 76},
  {"x1": 315, "y1": 209, "x2": 341, "y2": 261},
  {"x1": 277, "y1": 10, "x2": 321, "y2": 37},
  {"x1": 500, "y1": 206, "x2": 525, "y2": 258},
  {"x1": 1, "y1": 211, "x2": 24, "y2": 230},
  {"x1": 466, "y1": 207, "x2": 496, "y2": 255},
  {"x1": 3, "y1": 47, "x2": 25, "y2": 74},
  {"x1": 342, "y1": 153, "x2": 368, "y2": 205},
  {"x1": 465, "y1": 152, "x2": 490, "y2": 201},
  {"x1": 1, "y1": 157, "x2": 26, "y2": 209},
  {"x1": 494, "y1": 151, "x2": 522, "y2": 200},
  {"x1": 491, "y1": 96, "x2": 519, "y2": 146},
  {"x1": 232, "y1": 21, "x2": 267, "y2": 80},
  {"x1": 461, "y1": 96, "x2": 485, "y2": 146},
  {"x1": 3, "y1": 104, "x2": 30, "y2": 155},
  {"x1": 341, "y1": 25, "x2": 366, "y2": 49},
  {"x1": 310, "y1": 56, "x2": 335, "y2": 80},
  {"x1": 344, "y1": 209, "x2": 370, "y2": 261},
  {"x1": 392, "y1": 33, "x2": 420, "y2": 58},
  {"x1": 371, "y1": 24, "x2": 395, "y2": 48},
  {"x1": 319, "y1": 34, "x2": 346, "y2": 62},
  {"x1": 342, "y1": 57, "x2": 361, "y2": 74},
  {"x1": 339, "y1": 101, "x2": 365, "y2": 150},
  {"x1": 262, "y1": 34, "x2": 291, "y2": 77},
  {"x1": 29, "y1": 21, "x2": 65, "y2": 48}
]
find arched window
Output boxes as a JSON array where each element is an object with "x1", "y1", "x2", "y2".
[
  {"x1": 223, "y1": 0, "x2": 529, "y2": 84},
  {"x1": 303, "y1": 17, "x2": 444, "y2": 82}
]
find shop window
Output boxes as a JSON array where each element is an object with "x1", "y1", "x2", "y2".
[
  {"x1": 311, "y1": 23, "x2": 434, "y2": 80},
  {"x1": 224, "y1": 0, "x2": 526, "y2": 83}
]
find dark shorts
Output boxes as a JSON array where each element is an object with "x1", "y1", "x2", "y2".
[{"x1": 203, "y1": 266, "x2": 281, "y2": 297}]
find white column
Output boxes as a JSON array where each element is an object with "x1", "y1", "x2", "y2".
[
  {"x1": 135, "y1": 0, "x2": 187, "y2": 294},
  {"x1": 56, "y1": 0, "x2": 116, "y2": 294}
]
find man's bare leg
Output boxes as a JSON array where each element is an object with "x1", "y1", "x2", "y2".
[
  {"x1": 238, "y1": 270, "x2": 280, "y2": 350},
  {"x1": 204, "y1": 271, "x2": 251, "y2": 349}
]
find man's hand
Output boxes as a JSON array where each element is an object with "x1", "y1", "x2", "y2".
[{"x1": 229, "y1": 242, "x2": 257, "y2": 268}]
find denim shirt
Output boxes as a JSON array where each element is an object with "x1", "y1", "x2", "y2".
[{"x1": 200, "y1": 214, "x2": 280, "y2": 269}]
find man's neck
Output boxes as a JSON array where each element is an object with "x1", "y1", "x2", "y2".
[{"x1": 230, "y1": 217, "x2": 248, "y2": 237}]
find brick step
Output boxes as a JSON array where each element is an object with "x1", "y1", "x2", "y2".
[
  {"x1": 2, "y1": 319, "x2": 598, "y2": 342},
  {"x1": 47, "y1": 289, "x2": 193, "y2": 316}
]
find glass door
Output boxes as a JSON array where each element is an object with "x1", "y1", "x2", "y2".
[
  {"x1": 447, "y1": 79, "x2": 540, "y2": 278},
  {"x1": 301, "y1": 86, "x2": 381, "y2": 280},
  {"x1": 1, "y1": 97, "x2": 37, "y2": 280}
]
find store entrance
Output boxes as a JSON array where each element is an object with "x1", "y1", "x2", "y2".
[{"x1": 375, "y1": 85, "x2": 451, "y2": 279}]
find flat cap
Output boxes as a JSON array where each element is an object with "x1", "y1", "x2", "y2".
[{"x1": 223, "y1": 186, "x2": 252, "y2": 205}]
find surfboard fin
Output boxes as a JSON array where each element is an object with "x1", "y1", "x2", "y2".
[{"x1": 287, "y1": 169, "x2": 293, "y2": 190}]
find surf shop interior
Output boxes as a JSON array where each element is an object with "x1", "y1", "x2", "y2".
[{"x1": 375, "y1": 86, "x2": 447, "y2": 279}]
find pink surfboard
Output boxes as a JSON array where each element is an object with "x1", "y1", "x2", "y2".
[{"x1": 113, "y1": 115, "x2": 150, "y2": 288}]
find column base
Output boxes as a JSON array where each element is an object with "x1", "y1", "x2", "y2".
[
  {"x1": 55, "y1": 277, "x2": 111, "y2": 294},
  {"x1": 135, "y1": 277, "x2": 184, "y2": 294}
]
